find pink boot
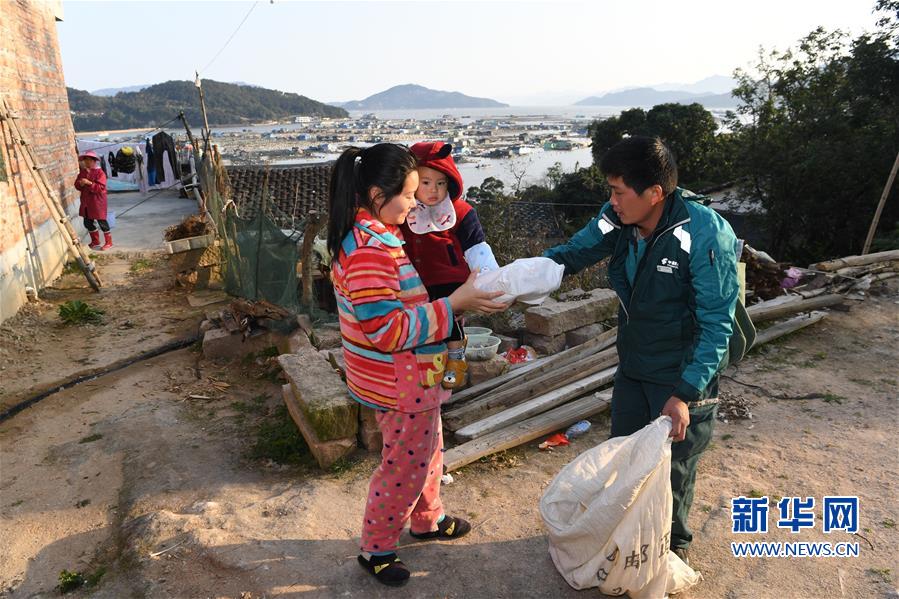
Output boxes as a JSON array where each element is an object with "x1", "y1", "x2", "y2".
[
  {"x1": 88, "y1": 230, "x2": 101, "y2": 250},
  {"x1": 101, "y1": 231, "x2": 113, "y2": 251}
]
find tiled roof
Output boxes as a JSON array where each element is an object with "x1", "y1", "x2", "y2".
[
  {"x1": 222, "y1": 163, "x2": 563, "y2": 237},
  {"x1": 224, "y1": 163, "x2": 332, "y2": 229}
]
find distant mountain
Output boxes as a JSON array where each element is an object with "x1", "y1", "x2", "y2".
[
  {"x1": 574, "y1": 87, "x2": 739, "y2": 109},
  {"x1": 92, "y1": 84, "x2": 150, "y2": 96},
  {"x1": 335, "y1": 84, "x2": 508, "y2": 110},
  {"x1": 68, "y1": 80, "x2": 348, "y2": 131},
  {"x1": 654, "y1": 75, "x2": 737, "y2": 95}
]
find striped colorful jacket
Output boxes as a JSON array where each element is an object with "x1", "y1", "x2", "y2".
[{"x1": 332, "y1": 209, "x2": 453, "y2": 413}]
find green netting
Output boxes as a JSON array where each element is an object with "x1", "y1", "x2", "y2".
[{"x1": 197, "y1": 153, "x2": 334, "y2": 321}]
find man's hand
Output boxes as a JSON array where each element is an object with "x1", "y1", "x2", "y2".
[{"x1": 661, "y1": 396, "x2": 689, "y2": 442}]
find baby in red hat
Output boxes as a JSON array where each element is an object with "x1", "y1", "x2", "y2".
[
  {"x1": 400, "y1": 141, "x2": 499, "y2": 389},
  {"x1": 74, "y1": 150, "x2": 111, "y2": 250}
]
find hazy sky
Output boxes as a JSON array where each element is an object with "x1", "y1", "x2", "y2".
[{"x1": 57, "y1": 0, "x2": 880, "y2": 105}]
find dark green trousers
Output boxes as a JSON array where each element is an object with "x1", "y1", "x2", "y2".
[{"x1": 609, "y1": 370, "x2": 718, "y2": 550}]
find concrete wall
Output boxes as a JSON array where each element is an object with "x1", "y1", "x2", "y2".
[{"x1": 0, "y1": 0, "x2": 81, "y2": 322}]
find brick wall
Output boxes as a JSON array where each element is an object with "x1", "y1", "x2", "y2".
[{"x1": 0, "y1": 0, "x2": 80, "y2": 322}]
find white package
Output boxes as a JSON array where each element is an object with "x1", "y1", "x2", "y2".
[
  {"x1": 473, "y1": 257, "x2": 564, "y2": 305},
  {"x1": 540, "y1": 417, "x2": 701, "y2": 598}
]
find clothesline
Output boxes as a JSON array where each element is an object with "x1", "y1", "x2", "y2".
[{"x1": 77, "y1": 114, "x2": 182, "y2": 153}]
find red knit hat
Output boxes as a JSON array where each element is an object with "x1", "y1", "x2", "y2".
[{"x1": 410, "y1": 141, "x2": 464, "y2": 201}]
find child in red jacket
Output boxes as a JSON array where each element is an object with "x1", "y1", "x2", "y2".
[
  {"x1": 74, "y1": 150, "x2": 111, "y2": 250},
  {"x1": 400, "y1": 141, "x2": 499, "y2": 389}
]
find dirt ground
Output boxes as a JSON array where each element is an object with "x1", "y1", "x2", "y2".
[{"x1": 1, "y1": 257, "x2": 897, "y2": 599}]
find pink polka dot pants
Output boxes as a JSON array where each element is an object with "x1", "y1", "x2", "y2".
[{"x1": 360, "y1": 406, "x2": 444, "y2": 552}]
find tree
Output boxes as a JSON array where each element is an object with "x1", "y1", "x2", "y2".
[
  {"x1": 589, "y1": 103, "x2": 731, "y2": 188},
  {"x1": 728, "y1": 1, "x2": 899, "y2": 262}
]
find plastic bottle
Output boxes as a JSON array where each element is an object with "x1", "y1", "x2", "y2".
[{"x1": 565, "y1": 420, "x2": 592, "y2": 439}]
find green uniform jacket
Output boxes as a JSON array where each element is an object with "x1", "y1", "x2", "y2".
[{"x1": 544, "y1": 188, "x2": 740, "y2": 403}]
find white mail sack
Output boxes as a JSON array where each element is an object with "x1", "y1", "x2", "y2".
[
  {"x1": 540, "y1": 417, "x2": 701, "y2": 598},
  {"x1": 473, "y1": 257, "x2": 564, "y2": 305}
]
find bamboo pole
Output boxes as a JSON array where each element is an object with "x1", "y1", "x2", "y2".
[
  {"x1": 1, "y1": 97, "x2": 101, "y2": 291},
  {"x1": 862, "y1": 150, "x2": 899, "y2": 255}
]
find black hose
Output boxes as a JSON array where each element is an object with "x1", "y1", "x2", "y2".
[{"x1": 0, "y1": 334, "x2": 200, "y2": 424}]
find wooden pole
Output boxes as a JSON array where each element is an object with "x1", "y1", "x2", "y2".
[
  {"x1": 194, "y1": 72, "x2": 212, "y2": 152},
  {"x1": 443, "y1": 391, "x2": 613, "y2": 472},
  {"x1": 301, "y1": 210, "x2": 321, "y2": 312},
  {"x1": 445, "y1": 326, "x2": 617, "y2": 407},
  {"x1": 813, "y1": 249, "x2": 899, "y2": 272},
  {"x1": 862, "y1": 150, "x2": 899, "y2": 255},
  {"x1": 443, "y1": 346, "x2": 619, "y2": 431}
]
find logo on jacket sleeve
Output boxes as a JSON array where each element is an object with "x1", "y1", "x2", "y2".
[{"x1": 657, "y1": 257, "x2": 679, "y2": 274}]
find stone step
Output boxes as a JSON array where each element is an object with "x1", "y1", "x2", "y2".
[
  {"x1": 281, "y1": 384, "x2": 355, "y2": 469},
  {"x1": 277, "y1": 352, "x2": 358, "y2": 441}
]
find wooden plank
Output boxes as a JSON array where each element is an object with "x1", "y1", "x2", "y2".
[
  {"x1": 443, "y1": 347, "x2": 619, "y2": 431},
  {"x1": 455, "y1": 366, "x2": 617, "y2": 441},
  {"x1": 753, "y1": 311, "x2": 826, "y2": 347},
  {"x1": 813, "y1": 249, "x2": 899, "y2": 272},
  {"x1": 443, "y1": 326, "x2": 617, "y2": 407},
  {"x1": 747, "y1": 294, "x2": 843, "y2": 323},
  {"x1": 443, "y1": 390, "x2": 613, "y2": 472}
]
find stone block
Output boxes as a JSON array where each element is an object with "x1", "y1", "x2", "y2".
[
  {"x1": 276, "y1": 328, "x2": 313, "y2": 354},
  {"x1": 557, "y1": 287, "x2": 586, "y2": 301},
  {"x1": 312, "y1": 326, "x2": 343, "y2": 350},
  {"x1": 467, "y1": 354, "x2": 510, "y2": 386},
  {"x1": 495, "y1": 333, "x2": 519, "y2": 354},
  {"x1": 565, "y1": 322, "x2": 608, "y2": 347},
  {"x1": 281, "y1": 385, "x2": 355, "y2": 469},
  {"x1": 358, "y1": 406, "x2": 383, "y2": 452},
  {"x1": 524, "y1": 288, "x2": 618, "y2": 337},
  {"x1": 522, "y1": 331, "x2": 567, "y2": 356},
  {"x1": 277, "y1": 353, "x2": 358, "y2": 441},
  {"x1": 202, "y1": 328, "x2": 274, "y2": 362}
]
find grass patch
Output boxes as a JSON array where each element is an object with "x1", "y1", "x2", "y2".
[
  {"x1": 882, "y1": 518, "x2": 896, "y2": 529},
  {"x1": 61, "y1": 261, "x2": 82, "y2": 276},
  {"x1": 56, "y1": 565, "x2": 106, "y2": 593},
  {"x1": 59, "y1": 300, "x2": 105, "y2": 325},
  {"x1": 79, "y1": 433, "x2": 103, "y2": 444},
  {"x1": 57, "y1": 570, "x2": 86, "y2": 593},
  {"x1": 85, "y1": 566, "x2": 106, "y2": 587},
  {"x1": 10, "y1": 499, "x2": 23, "y2": 507},
  {"x1": 329, "y1": 455, "x2": 361, "y2": 475},
  {"x1": 75, "y1": 499, "x2": 91, "y2": 508},
  {"x1": 867, "y1": 568, "x2": 892, "y2": 584},
  {"x1": 249, "y1": 404, "x2": 313, "y2": 466},
  {"x1": 721, "y1": 434, "x2": 733, "y2": 441},
  {"x1": 257, "y1": 345, "x2": 280, "y2": 358},
  {"x1": 231, "y1": 393, "x2": 269, "y2": 416},
  {"x1": 822, "y1": 393, "x2": 845, "y2": 404},
  {"x1": 129, "y1": 257, "x2": 156, "y2": 272}
]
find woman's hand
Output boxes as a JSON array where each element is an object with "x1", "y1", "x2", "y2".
[{"x1": 448, "y1": 271, "x2": 509, "y2": 314}]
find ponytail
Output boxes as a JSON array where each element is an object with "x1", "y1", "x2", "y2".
[
  {"x1": 327, "y1": 144, "x2": 417, "y2": 258},
  {"x1": 327, "y1": 147, "x2": 364, "y2": 259}
]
